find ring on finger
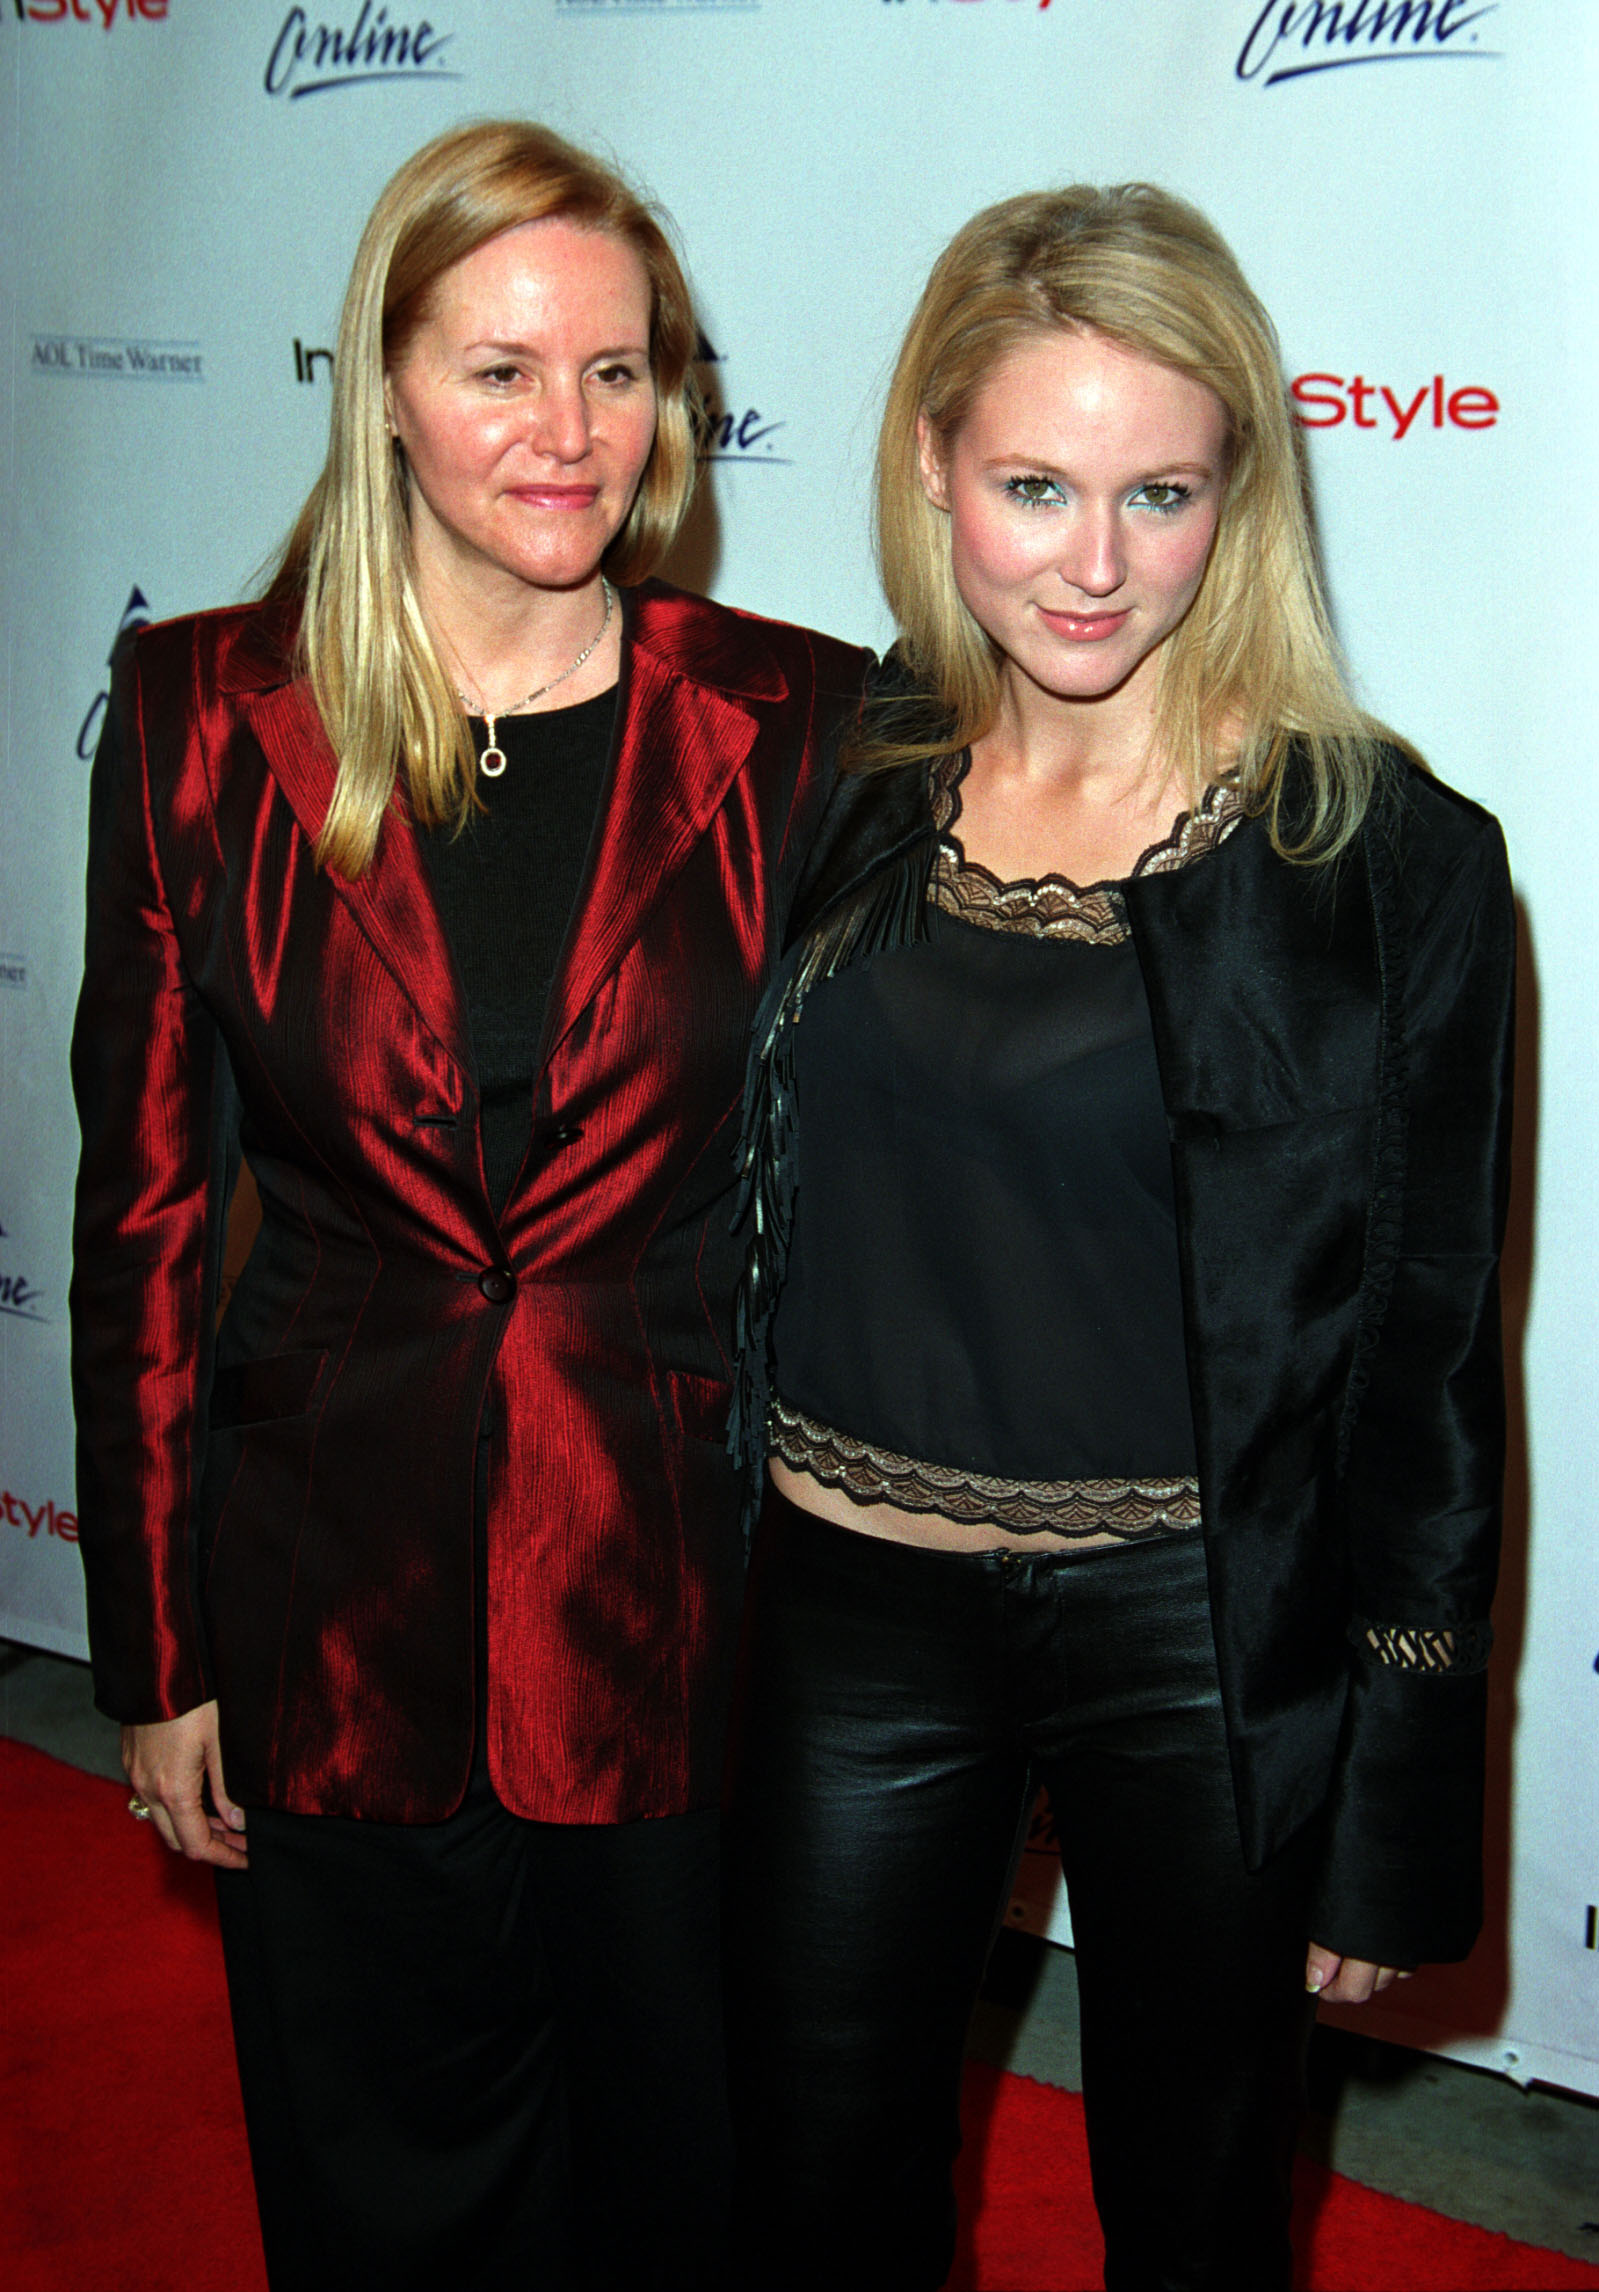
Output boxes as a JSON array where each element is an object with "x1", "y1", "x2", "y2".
[{"x1": 127, "y1": 1794, "x2": 153, "y2": 1820}]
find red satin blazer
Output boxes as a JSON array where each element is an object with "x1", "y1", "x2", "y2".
[{"x1": 70, "y1": 580, "x2": 869, "y2": 1824}]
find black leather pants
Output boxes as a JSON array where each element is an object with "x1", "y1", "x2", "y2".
[{"x1": 726, "y1": 1486, "x2": 1320, "y2": 2292}]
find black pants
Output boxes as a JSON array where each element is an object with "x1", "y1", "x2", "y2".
[
  {"x1": 726, "y1": 1487, "x2": 1320, "y2": 2292},
  {"x1": 214, "y1": 1767, "x2": 731, "y2": 2292}
]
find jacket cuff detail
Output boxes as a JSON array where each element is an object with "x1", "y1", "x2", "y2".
[
  {"x1": 1309, "y1": 1658, "x2": 1488, "y2": 1967},
  {"x1": 1350, "y1": 1615, "x2": 1493, "y2": 1675}
]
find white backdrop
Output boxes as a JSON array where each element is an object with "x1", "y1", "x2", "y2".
[{"x1": 2, "y1": 0, "x2": 1594, "y2": 2097}]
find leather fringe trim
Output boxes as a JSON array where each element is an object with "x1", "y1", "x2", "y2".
[{"x1": 727, "y1": 842, "x2": 936, "y2": 1542}]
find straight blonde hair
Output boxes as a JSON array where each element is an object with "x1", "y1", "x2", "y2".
[
  {"x1": 871, "y1": 184, "x2": 1386, "y2": 861},
  {"x1": 267, "y1": 120, "x2": 701, "y2": 879}
]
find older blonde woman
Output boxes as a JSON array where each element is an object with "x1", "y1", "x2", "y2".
[
  {"x1": 71, "y1": 120, "x2": 866, "y2": 2291},
  {"x1": 726, "y1": 184, "x2": 1512, "y2": 2291}
]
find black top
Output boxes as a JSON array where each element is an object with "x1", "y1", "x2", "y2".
[
  {"x1": 420, "y1": 687, "x2": 617, "y2": 1211},
  {"x1": 770, "y1": 901, "x2": 1198, "y2": 1486}
]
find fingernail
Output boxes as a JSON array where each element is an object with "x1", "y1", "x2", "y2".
[
  {"x1": 1305, "y1": 1971, "x2": 1325, "y2": 1994},
  {"x1": 227, "y1": 1809, "x2": 246, "y2": 1830}
]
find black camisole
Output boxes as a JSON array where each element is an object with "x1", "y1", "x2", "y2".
[{"x1": 767, "y1": 758, "x2": 1244, "y2": 1539}]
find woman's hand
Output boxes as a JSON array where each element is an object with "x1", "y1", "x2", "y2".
[
  {"x1": 1304, "y1": 1942, "x2": 1413, "y2": 2004},
  {"x1": 123, "y1": 1702, "x2": 248, "y2": 1869}
]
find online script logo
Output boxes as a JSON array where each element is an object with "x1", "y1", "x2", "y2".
[
  {"x1": 1237, "y1": 0, "x2": 1500, "y2": 86},
  {"x1": 32, "y1": 335, "x2": 201, "y2": 379},
  {"x1": 77, "y1": 586, "x2": 153, "y2": 762},
  {"x1": 265, "y1": 4, "x2": 459, "y2": 98},
  {"x1": 694, "y1": 334, "x2": 788, "y2": 466},
  {"x1": 0, "y1": 1222, "x2": 46, "y2": 1326},
  {"x1": 8, "y1": 1, "x2": 166, "y2": 22}
]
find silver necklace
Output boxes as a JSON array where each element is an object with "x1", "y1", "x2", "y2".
[{"x1": 457, "y1": 578, "x2": 614, "y2": 779}]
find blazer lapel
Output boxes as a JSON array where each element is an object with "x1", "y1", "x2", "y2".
[
  {"x1": 542, "y1": 586, "x2": 776, "y2": 1058},
  {"x1": 231, "y1": 641, "x2": 469, "y2": 1080},
  {"x1": 225, "y1": 584, "x2": 783, "y2": 1088}
]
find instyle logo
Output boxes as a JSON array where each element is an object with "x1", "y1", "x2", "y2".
[
  {"x1": 31, "y1": 336, "x2": 202, "y2": 380},
  {"x1": 1238, "y1": 0, "x2": 1501, "y2": 87},
  {"x1": 0, "y1": 1223, "x2": 46, "y2": 1326},
  {"x1": 77, "y1": 586, "x2": 152, "y2": 762},
  {"x1": 694, "y1": 334, "x2": 789, "y2": 467},
  {"x1": 0, "y1": 1487, "x2": 78, "y2": 1541},
  {"x1": 0, "y1": 954, "x2": 25, "y2": 991},
  {"x1": 7, "y1": 0, "x2": 165, "y2": 22},
  {"x1": 287, "y1": 329, "x2": 790, "y2": 458},
  {"x1": 293, "y1": 337, "x2": 335, "y2": 384},
  {"x1": 265, "y1": 3, "x2": 459, "y2": 98},
  {"x1": 1291, "y1": 371, "x2": 1499, "y2": 435}
]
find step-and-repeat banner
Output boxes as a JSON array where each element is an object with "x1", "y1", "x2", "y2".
[{"x1": 2, "y1": 1, "x2": 1594, "y2": 2095}]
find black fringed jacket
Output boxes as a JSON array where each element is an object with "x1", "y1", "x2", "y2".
[{"x1": 732, "y1": 744, "x2": 1515, "y2": 1969}]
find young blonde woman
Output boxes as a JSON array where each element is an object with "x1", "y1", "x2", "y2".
[
  {"x1": 70, "y1": 121, "x2": 866, "y2": 2291},
  {"x1": 726, "y1": 184, "x2": 1513, "y2": 2291}
]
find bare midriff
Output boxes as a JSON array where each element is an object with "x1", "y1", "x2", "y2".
[{"x1": 768, "y1": 1458, "x2": 1137, "y2": 1556}]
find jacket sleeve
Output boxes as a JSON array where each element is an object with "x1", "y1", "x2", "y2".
[
  {"x1": 69, "y1": 633, "x2": 235, "y2": 1724},
  {"x1": 1310, "y1": 787, "x2": 1516, "y2": 1965}
]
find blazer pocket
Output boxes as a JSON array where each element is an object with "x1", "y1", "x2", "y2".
[
  {"x1": 209, "y1": 1348, "x2": 327, "y2": 1431},
  {"x1": 665, "y1": 1368, "x2": 732, "y2": 1447}
]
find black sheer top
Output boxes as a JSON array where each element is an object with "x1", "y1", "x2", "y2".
[{"x1": 767, "y1": 757, "x2": 1244, "y2": 1538}]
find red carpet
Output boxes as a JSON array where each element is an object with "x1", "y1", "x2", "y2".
[
  {"x1": 4, "y1": 1739, "x2": 1596, "y2": 2292},
  {"x1": 1, "y1": 1738, "x2": 267, "y2": 2292},
  {"x1": 948, "y1": 2063, "x2": 1599, "y2": 2289}
]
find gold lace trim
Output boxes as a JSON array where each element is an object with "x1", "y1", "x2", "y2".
[
  {"x1": 928, "y1": 752, "x2": 1246, "y2": 944},
  {"x1": 1360, "y1": 1620, "x2": 1492, "y2": 1673},
  {"x1": 769, "y1": 1396, "x2": 1201, "y2": 1540}
]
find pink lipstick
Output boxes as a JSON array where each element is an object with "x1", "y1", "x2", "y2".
[
  {"x1": 510, "y1": 485, "x2": 600, "y2": 511},
  {"x1": 1037, "y1": 606, "x2": 1131, "y2": 642}
]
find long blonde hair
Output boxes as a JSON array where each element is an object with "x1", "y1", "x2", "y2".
[
  {"x1": 871, "y1": 183, "x2": 1385, "y2": 861},
  {"x1": 267, "y1": 120, "x2": 700, "y2": 880}
]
